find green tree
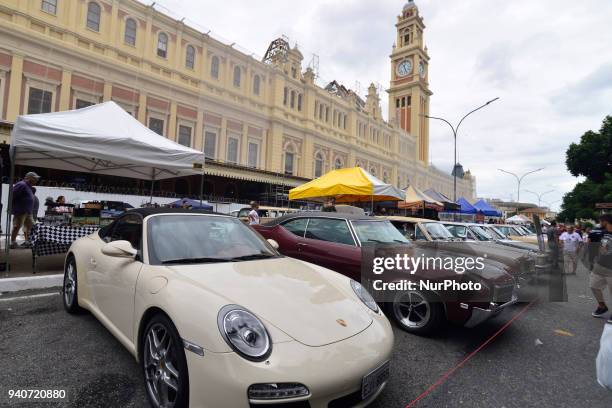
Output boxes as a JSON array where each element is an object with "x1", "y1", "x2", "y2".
[
  {"x1": 559, "y1": 116, "x2": 612, "y2": 221},
  {"x1": 565, "y1": 115, "x2": 612, "y2": 182}
]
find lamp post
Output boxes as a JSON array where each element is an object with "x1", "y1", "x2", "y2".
[
  {"x1": 497, "y1": 168, "x2": 544, "y2": 203},
  {"x1": 423, "y1": 97, "x2": 499, "y2": 202},
  {"x1": 523, "y1": 189, "x2": 555, "y2": 207}
]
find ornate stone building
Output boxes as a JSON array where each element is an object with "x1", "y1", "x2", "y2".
[{"x1": 0, "y1": 0, "x2": 476, "y2": 201}]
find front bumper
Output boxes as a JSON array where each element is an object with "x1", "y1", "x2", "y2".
[
  {"x1": 464, "y1": 294, "x2": 518, "y2": 328},
  {"x1": 185, "y1": 315, "x2": 394, "y2": 408}
]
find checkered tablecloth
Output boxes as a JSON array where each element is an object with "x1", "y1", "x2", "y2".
[{"x1": 30, "y1": 224, "x2": 99, "y2": 258}]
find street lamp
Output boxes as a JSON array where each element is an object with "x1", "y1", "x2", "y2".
[
  {"x1": 423, "y1": 97, "x2": 499, "y2": 201},
  {"x1": 523, "y1": 189, "x2": 555, "y2": 207},
  {"x1": 498, "y1": 168, "x2": 544, "y2": 203}
]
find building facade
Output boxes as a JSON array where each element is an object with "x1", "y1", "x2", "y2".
[{"x1": 0, "y1": 0, "x2": 476, "y2": 202}]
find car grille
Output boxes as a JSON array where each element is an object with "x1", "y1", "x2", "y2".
[
  {"x1": 328, "y1": 389, "x2": 362, "y2": 408},
  {"x1": 492, "y1": 284, "x2": 514, "y2": 304}
]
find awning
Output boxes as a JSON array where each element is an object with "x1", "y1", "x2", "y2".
[
  {"x1": 472, "y1": 199, "x2": 502, "y2": 217},
  {"x1": 423, "y1": 188, "x2": 460, "y2": 211},
  {"x1": 288, "y1": 167, "x2": 405, "y2": 202},
  {"x1": 398, "y1": 185, "x2": 443, "y2": 210},
  {"x1": 204, "y1": 161, "x2": 305, "y2": 187}
]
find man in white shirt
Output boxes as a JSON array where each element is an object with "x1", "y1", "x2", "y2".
[
  {"x1": 559, "y1": 225, "x2": 583, "y2": 274},
  {"x1": 248, "y1": 201, "x2": 260, "y2": 225}
]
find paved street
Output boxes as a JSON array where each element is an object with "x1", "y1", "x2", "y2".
[{"x1": 1, "y1": 266, "x2": 611, "y2": 408}]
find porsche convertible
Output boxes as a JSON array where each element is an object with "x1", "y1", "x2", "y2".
[{"x1": 62, "y1": 208, "x2": 393, "y2": 408}]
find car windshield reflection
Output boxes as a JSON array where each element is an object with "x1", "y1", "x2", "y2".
[
  {"x1": 424, "y1": 223, "x2": 454, "y2": 240},
  {"x1": 351, "y1": 220, "x2": 409, "y2": 245},
  {"x1": 147, "y1": 215, "x2": 278, "y2": 265}
]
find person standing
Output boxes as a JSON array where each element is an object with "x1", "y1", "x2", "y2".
[
  {"x1": 547, "y1": 220, "x2": 560, "y2": 270},
  {"x1": 248, "y1": 201, "x2": 260, "y2": 225},
  {"x1": 560, "y1": 225, "x2": 583, "y2": 274},
  {"x1": 10, "y1": 172, "x2": 40, "y2": 248},
  {"x1": 591, "y1": 214, "x2": 612, "y2": 319},
  {"x1": 321, "y1": 197, "x2": 337, "y2": 212},
  {"x1": 588, "y1": 222, "x2": 605, "y2": 271}
]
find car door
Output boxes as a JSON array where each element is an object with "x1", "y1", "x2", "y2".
[
  {"x1": 93, "y1": 213, "x2": 144, "y2": 342},
  {"x1": 300, "y1": 217, "x2": 361, "y2": 281},
  {"x1": 278, "y1": 217, "x2": 310, "y2": 258}
]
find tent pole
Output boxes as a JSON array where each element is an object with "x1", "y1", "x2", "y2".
[
  {"x1": 2, "y1": 146, "x2": 16, "y2": 274},
  {"x1": 149, "y1": 168, "x2": 155, "y2": 204},
  {"x1": 199, "y1": 170, "x2": 204, "y2": 207}
]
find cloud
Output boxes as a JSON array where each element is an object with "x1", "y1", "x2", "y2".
[{"x1": 551, "y1": 63, "x2": 612, "y2": 115}]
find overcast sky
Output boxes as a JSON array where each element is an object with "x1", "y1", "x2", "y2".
[{"x1": 146, "y1": 0, "x2": 612, "y2": 211}]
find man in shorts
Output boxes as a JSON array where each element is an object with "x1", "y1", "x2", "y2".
[
  {"x1": 10, "y1": 172, "x2": 40, "y2": 249},
  {"x1": 591, "y1": 214, "x2": 612, "y2": 321}
]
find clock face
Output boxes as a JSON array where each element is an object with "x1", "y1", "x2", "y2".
[
  {"x1": 396, "y1": 59, "x2": 413, "y2": 77},
  {"x1": 419, "y1": 61, "x2": 426, "y2": 78}
]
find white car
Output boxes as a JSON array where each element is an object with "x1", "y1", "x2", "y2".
[{"x1": 63, "y1": 209, "x2": 394, "y2": 408}]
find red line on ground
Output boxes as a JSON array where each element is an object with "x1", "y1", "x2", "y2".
[{"x1": 404, "y1": 301, "x2": 536, "y2": 408}]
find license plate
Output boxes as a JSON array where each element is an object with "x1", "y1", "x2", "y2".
[{"x1": 361, "y1": 360, "x2": 390, "y2": 400}]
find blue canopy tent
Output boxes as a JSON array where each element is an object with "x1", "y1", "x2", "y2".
[
  {"x1": 455, "y1": 197, "x2": 478, "y2": 214},
  {"x1": 472, "y1": 199, "x2": 502, "y2": 217},
  {"x1": 170, "y1": 198, "x2": 213, "y2": 210}
]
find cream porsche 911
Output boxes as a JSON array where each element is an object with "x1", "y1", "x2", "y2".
[{"x1": 62, "y1": 209, "x2": 393, "y2": 408}]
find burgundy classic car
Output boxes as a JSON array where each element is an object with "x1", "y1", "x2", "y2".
[{"x1": 253, "y1": 212, "x2": 517, "y2": 335}]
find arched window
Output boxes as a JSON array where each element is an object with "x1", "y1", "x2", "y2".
[
  {"x1": 383, "y1": 171, "x2": 389, "y2": 183},
  {"x1": 210, "y1": 56, "x2": 219, "y2": 79},
  {"x1": 185, "y1": 45, "x2": 195, "y2": 69},
  {"x1": 86, "y1": 2, "x2": 101, "y2": 31},
  {"x1": 253, "y1": 75, "x2": 261, "y2": 95},
  {"x1": 334, "y1": 157, "x2": 343, "y2": 170},
  {"x1": 124, "y1": 18, "x2": 137, "y2": 46},
  {"x1": 284, "y1": 145, "x2": 295, "y2": 175},
  {"x1": 325, "y1": 106, "x2": 329, "y2": 122},
  {"x1": 314, "y1": 152, "x2": 324, "y2": 178},
  {"x1": 290, "y1": 90, "x2": 296, "y2": 109},
  {"x1": 157, "y1": 32, "x2": 168, "y2": 58},
  {"x1": 233, "y1": 65, "x2": 241, "y2": 87},
  {"x1": 370, "y1": 167, "x2": 376, "y2": 176},
  {"x1": 297, "y1": 94, "x2": 302, "y2": 111},
  {"x1": 283, "y1": 87, "x2": 288, "y2": 105}
]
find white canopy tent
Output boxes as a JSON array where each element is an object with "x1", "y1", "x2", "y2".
[
  {"x1": 10, "y1": 101, "x2": 204, "y2": 180},
  {"x1": 3, "y1": 101, "x2": 205, "y2": 266}
]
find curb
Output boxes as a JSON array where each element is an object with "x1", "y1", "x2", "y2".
[{"x1": 0, "y1": 274, "x2": 63, "y2": 293}]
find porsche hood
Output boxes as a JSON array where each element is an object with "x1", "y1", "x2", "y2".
[{"x1": 168, "y1": 257, "x2": 373, "y2": 347}]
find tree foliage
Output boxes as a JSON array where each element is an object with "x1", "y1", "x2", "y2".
[{"x1": 559, "y1": 115, "x2": 612, "y2": 221}]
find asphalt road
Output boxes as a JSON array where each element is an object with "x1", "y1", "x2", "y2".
[{"x1": 1, "y1": 266, "x2": 611, "y2": 408}]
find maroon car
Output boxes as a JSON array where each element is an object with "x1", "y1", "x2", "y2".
[{"x1": 253, "y1": 212, "x2": 517, "y2": 335}]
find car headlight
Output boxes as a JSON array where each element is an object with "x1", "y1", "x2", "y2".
[
  {"x1": 350, "y1": 280, "x2": 379, "y2": 313},
  {"x1": 217, "y1": 304, "x2": 271, "y2": 361}
]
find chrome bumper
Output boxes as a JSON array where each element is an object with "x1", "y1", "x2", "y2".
[{"x1": 464, "y1": 294, "x2": 518, "y2": 328}]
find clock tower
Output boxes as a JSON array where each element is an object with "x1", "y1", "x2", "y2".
[{"x1": 388, "y1": 0, "x2": 432, "y2": 164}]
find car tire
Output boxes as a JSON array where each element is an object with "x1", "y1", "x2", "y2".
[
  {"x1": 62, "y1": 256, "x2": 83, "y2": 314},
  {"x1": 142, "y1": 314, "x2": 189, "y2": 408},
  {"x1": 388, "y1": 290, "x2": 445, "y2": 336}
]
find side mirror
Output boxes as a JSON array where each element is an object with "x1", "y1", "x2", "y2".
[
  {"x1": 101, "y1": 240, "x2": 137, "y2": 258},
  {"x1": 267, "y1": 239, "x2": 280, "y2": 250}
]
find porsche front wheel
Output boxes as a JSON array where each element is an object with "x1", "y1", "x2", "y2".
[
  {"x1": 142, "y1": 314, "x2": 189, "y2": 408},
  {"x1": 62, "y1": 256, "x2": 83, "y2": 314}
]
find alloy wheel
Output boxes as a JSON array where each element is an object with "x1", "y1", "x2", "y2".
[
  {"x1": 144, "y1": 323, "x2": 181, "y2": 408},
  {"x1": 64, "y1": 262, "x2": 76, "y2": 307},
  {"x1": 393, "y1": 291, "x2": 431, "y2": 328}
]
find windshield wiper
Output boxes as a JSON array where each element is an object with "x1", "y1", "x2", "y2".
[
  {"x1": 162, "y1": 257, "x2": 233, "y2": 265},
  {"x1": 227, "y1": 253, "x2": 277, "y2": 261}
]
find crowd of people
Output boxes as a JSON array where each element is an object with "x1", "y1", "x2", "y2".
[{"x1": 546, "y1": 215, "x2": 612, "y2": 322}]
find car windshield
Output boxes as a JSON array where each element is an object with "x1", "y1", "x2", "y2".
[
  {"x1": 424, "y1": 223, "x2": 454, "y2": 240},
  {"x1": 147, "y1": 215, "x2": 278, "y2": 265},
  {"x1": 492, "y1": 226, "x2": 509, "y2": 238},
  {"x1": 351, "y1": 220, "x2": 409, "y2": 244},
  {"x1": 485, "y1": 226, "x2": 506, "y2": 239},
  {"x1": 469, "y1": 225, "x2": 493, "y2": 241},
  {"x1": 445, "y1": 224, "x2": 467, "y2": 239}
]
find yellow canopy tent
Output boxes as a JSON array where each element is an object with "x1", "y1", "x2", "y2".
[
  {"x1": 288, "y1": 167, "x2": 405, "y2": 203},
  {"x1": 398, "y1": 185, "x2": 444, "y2": 211}
]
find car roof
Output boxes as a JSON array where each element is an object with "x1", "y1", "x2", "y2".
[
  {"x1": 126, "y1": 208, "x2": 226, "y2": 218},
  {"x1": 263, "y1": 211, "x2": 377, "y2": 226},
  {"x1": 377, "y1": 215, "x2": 438, "y2": 223}
]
